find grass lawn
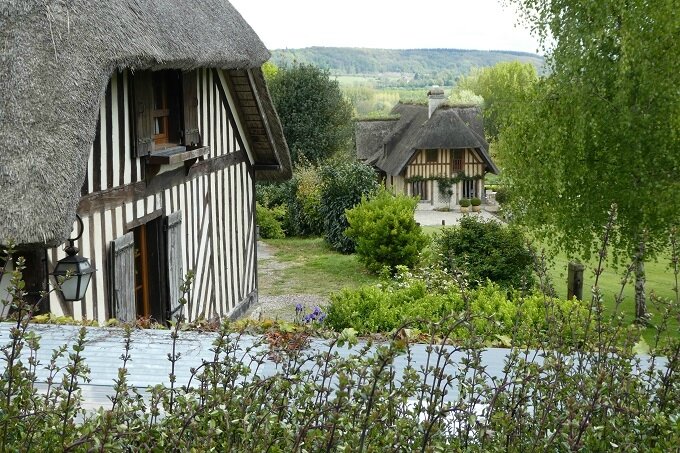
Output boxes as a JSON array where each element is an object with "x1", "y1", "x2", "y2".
[{"x1": 259, "y1": 237, "x2": 379, "y2": 297}]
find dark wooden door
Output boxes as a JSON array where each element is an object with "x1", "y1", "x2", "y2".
[{"x1": 133, "y1": 217, "x2": 167, "y2": 323}]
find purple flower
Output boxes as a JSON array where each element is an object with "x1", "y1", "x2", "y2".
[{"x1": 295, "y1": 303, "x2": 303, "y2": 313}]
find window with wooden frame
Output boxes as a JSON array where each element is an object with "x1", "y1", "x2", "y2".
[
  {"x1": 426, "y1": 149, "x2": 438, "y2": 163},
  {"x1": 132, "y1": 69, "x2": 202, "y2": 157}
]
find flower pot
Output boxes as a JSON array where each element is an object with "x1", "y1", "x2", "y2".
[
  {"x1": 472, "y1": 205, "x2": 481, "y2": 212},
  {"x1": 460, "y1": 206, "x2": 470, "y2": 213}
]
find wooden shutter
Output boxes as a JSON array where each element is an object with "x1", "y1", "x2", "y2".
[
  {"x1": 133, "y1": 71, "x2": 154, "y2": 156},
  {"x1": 165, "y1": 210, "x2": 184, "y2": 321},
  {"x1": 182, "y1": 70, "x2": 201, "y2": 147},
  {"x1": 109, "y1": 232, "x2": 136, "y2": 322}
]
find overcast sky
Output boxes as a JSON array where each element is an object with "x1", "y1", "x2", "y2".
[{"x1": 229, "y1": 0, "x2": 541, "y2": 54}]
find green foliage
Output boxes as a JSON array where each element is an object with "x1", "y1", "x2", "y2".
[
  {"x1": 448, "y1": 88, "x2": 484, "y2": 106},
  {"x1": 267, "y1": 63, "x2": 354, "y2": 164},
  {"x1": 261, "y1": 61, "x2": 278, "y2": 80},
  {"x1": 319, "y1": 160, "x2": 379, "y2": 253},
  {"x1": 1, "y1": 249, "x2": 679, "y2": 452},
  {"x1": 434, "y1": 216, "x2": 535, "y2": 289},
  {"x1": 325, "y1": 270, "x2": 588, "y2": 345},
  {"x1": 256, "y1": 163, "x2": 324, "y2": 237},
  {"x1": 345, "y1": 190, "x2": 428, "y2": 273},
  {"x1": 470, "y1": 197, "x2": 481, "y2": 207},
  {"x1": 494, "y1": 186, "x2": 511, "y2": 205},
  {"x1": 456, "y1": 61, "x2": 538, "y2": 140},
  {"x1": 501, "y1": 0, "x2": 680, "y2": 260},
  {"x1": 292, "y1": 163, "x2": 324, "y2": 236},
  {"x1": 459, "y1": 198, "x2": 471, "y2": 207},
  {"x1": 255, "y1": 203, "x2": 285, "y2": 239}
]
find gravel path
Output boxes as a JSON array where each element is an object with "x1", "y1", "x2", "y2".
[{"x1": 241, "y1": 242, "x2": 328, "y2": 322}]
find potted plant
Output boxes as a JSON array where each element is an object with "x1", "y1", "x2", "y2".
[
  {"x1": 458, "y1": 198, "x2": 471, "y2": 213},
  {"x1": 471, "y1": 197, "x2": 482, "y2": 212}
]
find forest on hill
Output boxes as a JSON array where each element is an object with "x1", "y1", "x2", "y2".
[{"x1": 270, "y1": 47, "x2": 544, "y2": 88}]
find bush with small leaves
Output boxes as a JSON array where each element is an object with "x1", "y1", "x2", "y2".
[
  {"x1": 434, "y1": 216, "x2": 534, "y2": 289},
  {"x1": 256, "y1": 202, "x2": 285, "y2": 239},
  {"x1": 345, "y1": 189, "x2": 428, "y2": 273}
]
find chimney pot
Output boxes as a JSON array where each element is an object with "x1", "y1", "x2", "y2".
[{"x1": 428, "y1": 86, "x2": 446, "y2": 118}]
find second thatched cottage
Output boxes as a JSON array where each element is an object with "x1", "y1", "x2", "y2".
[
  {"x1": 356, "y1": 87, "x2": 498, "y2": 208},
  {"x1": 0, "y1": 1, "x2": 291, "y2": 324}
]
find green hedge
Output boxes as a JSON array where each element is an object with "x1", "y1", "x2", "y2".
[{"x1": 325, "y1": 276, "x2": 589, "y2": 345}]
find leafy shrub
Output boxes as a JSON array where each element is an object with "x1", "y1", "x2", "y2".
[
  {"x1": 256, "y1": 203, "x2": 285, "y2": 239},
  {"x1": 256, "y1": 165, "x2": 324, "y2": 237},
  {"x1": 433, "y1": 216, "x2": 534, "y2": 289},
  {"x1": 345, "y1": 190, "x2": 429, "y2": 273},
  {"x1": 459, "y1": 198, "x2": 471, "y2": 207},
  {"x1": 470, "y1": 197, "x2": 481, "y2": 206},
  {"x1": 319, "y1": 160, "x2": 378, "y2": 253},
  {"x1": 325, "y1": 271, "x2": 588, "y2": 344},
  {"x1": 293, "y1": 163, "x2": 324, "y2": 236},
  {"x1": 494, "y1": 186, "x2": 511, "y2": 204},
  {"x1": 1, "y1": 250, "x2": 678, "y2": 452}
]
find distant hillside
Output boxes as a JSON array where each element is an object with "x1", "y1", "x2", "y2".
[{"x1": 270, "y1": 47, "x2": 544, "y2": 86}]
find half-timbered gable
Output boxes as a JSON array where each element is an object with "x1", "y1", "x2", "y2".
[
  {"x1": 356, "y1": 90, "x2": 498, "y2": 209},
  {"x1": 0, "y1": 1, "x2": 291, "y2": 324}
]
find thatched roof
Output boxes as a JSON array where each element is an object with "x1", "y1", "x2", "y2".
[
  {"x1": 355, "y1": 103, "x2": 499, "y2": 176},
  {"x1": 0, "y1": 0, "x2": 291, "y2": 248}
]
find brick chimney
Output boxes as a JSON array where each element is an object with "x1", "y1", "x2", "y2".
[{"x1": 427, "y1": 86, "x2": 446, "y2": 118}]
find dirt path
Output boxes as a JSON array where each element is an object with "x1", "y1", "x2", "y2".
[{"x1": 241, "y1": 242, "x2": 328, "y2": 322}]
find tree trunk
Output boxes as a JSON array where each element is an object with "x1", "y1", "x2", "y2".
[{"x1": 634, "y1": 241, "x2": 647, "y2": 324}]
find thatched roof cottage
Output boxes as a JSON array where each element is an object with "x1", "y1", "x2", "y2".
[
  {"x1": 356, "y1": 88, "x2": 498, "y2": 207},
  {"x1": 0, "y1": 0, "x2": 291, "y2": 323}
]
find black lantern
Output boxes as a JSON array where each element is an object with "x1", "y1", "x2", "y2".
[{"x1": 52, "y1": 214, "x2": 95, "y2": 301}]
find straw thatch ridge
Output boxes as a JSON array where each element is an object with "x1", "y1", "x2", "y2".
[
  {"x1": 356, "y1": 103, "x2": 499, "y2": 176},
  {"x1": 0, "y1": 0, "x2": 288, "y2": 248}
]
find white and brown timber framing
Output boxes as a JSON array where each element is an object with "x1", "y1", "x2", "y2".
[
  {"x1": 402, "y1": 148, "x2": 486, "y2": 201},
  {"x1": 47, "y1": 69, "x2": 270, "y2": 323}
]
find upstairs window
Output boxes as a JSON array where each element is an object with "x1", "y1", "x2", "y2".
[
  {"x1": 426, "y1": 149, "x2": 438, "y2": 163},
  {"x1": 132, "y1": 69, "x2": 201, "y2": 157}
]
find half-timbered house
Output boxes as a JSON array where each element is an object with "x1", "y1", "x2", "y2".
[
  {"x1": 356, "y1": 88, "x2": 498, "y2": 208},
  {"x1": 0, "y1": 1, "x2": 291, "y2": 323}
]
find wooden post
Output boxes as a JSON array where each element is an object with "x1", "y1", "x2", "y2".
[{"x1": 567, "y1": 261, "x2": 585, "y2": 300}]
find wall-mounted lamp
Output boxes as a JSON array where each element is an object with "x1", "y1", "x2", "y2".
[{"x1": 52, "y1": 214, "x2": 95, "y2": 301}]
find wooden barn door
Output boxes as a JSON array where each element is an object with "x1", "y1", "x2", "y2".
[
  {"x1": 165, "y1": 210, "x2": 184, "y2": 321},
  {"x1": 109, "y1": 232, "x2": 136, "y2": 322}
]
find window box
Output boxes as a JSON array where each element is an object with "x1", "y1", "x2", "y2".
[{"x1": 145, "y1": 145, "x2": 210, "y2": 179}]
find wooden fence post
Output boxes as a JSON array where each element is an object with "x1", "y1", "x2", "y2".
[{"x1": 567, "y1": 261, "x2": 585, "y2": 300}]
